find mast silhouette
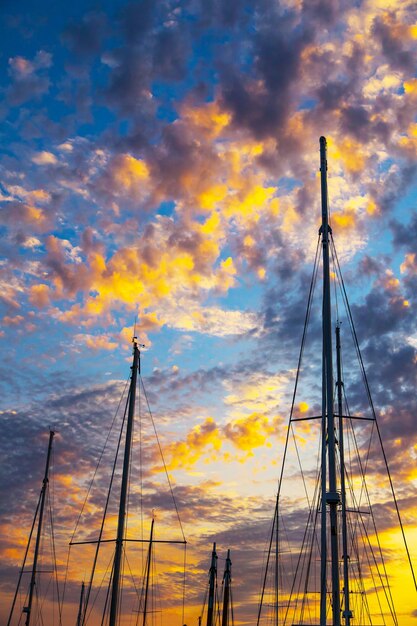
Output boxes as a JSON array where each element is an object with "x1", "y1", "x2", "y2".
[
  {"x1": 7, "y1": 430, "x2": 55, "y2": 626},
  {"x1": 221, "y1": 549, "x2": 232, "y2": 626},
  {"x1": 206, "y1": 542, "x2": 217, "y2": 626},
  {"x1": 109, "y1": 338, "x2": 140, "y2": 626},
  {"x1": 142, "y1": 517, "x2": 154, "y2": 626},
  {"x1": 76, "y1": 582, "x2": 85, "y2": 626},
  {"x1": 256, "y1": 136, "x2": 415, "y2": 625},
  {"x1": 26, "y1": 430, "x2": 55, "y2": 626},
  {"x1": 319, "y1": 135, "x2": 340, "y2": 626},
  {"x1": 336, "y1": 324, "x2": 352, "y2": 625}
]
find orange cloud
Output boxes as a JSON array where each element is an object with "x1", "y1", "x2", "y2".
[
  {"x1": 29, "y1": 284, "x2": 51, "y2": 308},
  {"x1": 400, "y1": 253, "x2": 417, "y2": 274},
  {"x1": 182, "y1": 100, "x2": 231, "y2": 140},
  {"x1": 74, "y1": 333, "x2": 119, "y2": 351},
  {"x1": 2, "y1": 314, "x2": 24, "y2": 326}
]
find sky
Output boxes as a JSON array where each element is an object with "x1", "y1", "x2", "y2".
[{"x1": 1, "y1": 0, "x2": 417, "y2": 624}]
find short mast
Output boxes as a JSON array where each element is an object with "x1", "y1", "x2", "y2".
[
  {"x1": 221, "y1": 549, "x2": 232, "y2": 626},
  {"x1": 206, "y1": 542, "x2": 218, "y2": 626},
  {"x1": 109, "y1": 338, "x2": 140, "y2": 626},
  {"x1": 76, "y1": 581, "x2": 86, "y2": 626},
  {"x1": 319, "y1": 136, "x2": 340, "y2": 625}
]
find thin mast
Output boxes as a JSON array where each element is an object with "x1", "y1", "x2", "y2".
[
  {"x1": 221, "y1": 549, "x2": 232, "y2": 626},
  {"x1": 76, "y1": 582, "x2": 85, "y2": 626},
  {"x1": 24, "y1": 430, "x2": 55, "y2": 626},
  {"x1": 206, "y1": 542, "x2": 217, "y2": 626},
  {"x1": 275, "y1": 507, "x2": 279, "y2": 626},
  {"x1": 336, "y1": 325, "x2": 352, "y2": 625},
  {"x1": 319, "y1": 136, "x2": 340, "y2": 626},
  {"x1": 142, "y1": 517, "x2": 155, "y2": 626},
  {"x1": 109, "y1": 338, "x2": 140, "y2": 626}
]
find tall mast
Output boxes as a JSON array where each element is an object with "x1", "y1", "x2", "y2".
[
  {"x1": 109, "y1": 338, "x2": 140, "y2": 626},
  {"x1": 319, "y1": 136, "x2": 340, "y2": 625},
  {"x1": 24, "y1": 429, "x2": 55, "y2": 626},
  {"x1": 221, "y1": 549, "x2": 232, "y2": 626},
  {"x1": 142, "y1": 517, "x2": 155, "y2": 626},
  {"x1": 336, "y1": 325, "x2": 352, "y2": 625},
  {"x1": 206, "y1": 542, "x2": 217, "y2": 626}
]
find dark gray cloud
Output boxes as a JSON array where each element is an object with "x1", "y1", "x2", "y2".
[
  {"x1": 62, "y1": 11, "x2": 107, "y2": 56},
  {"x1": 372, "y1": 13, "x2": 415, "y2": 72},
  {"x1": 219, "y1": 20, "x2": 309, "y2": 140},
  {"x1": 391, "y1": 213, "x2": 417, "y2": 255},
  {"x1": 5, "y1": 50, "x2": 51, "y2": 105}
]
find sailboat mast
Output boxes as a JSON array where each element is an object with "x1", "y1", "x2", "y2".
[
  {"x1": 142, "y1": 517, "x2": 155, "y2": 626},
  {"x1": 336, "y1": 325, "x2": 352, "y2": 625},
  {"x1": 221, "y1": 549, "x2": 232, "y2": 626},
  {"x1": 319, "y1": 136, "x2": 340, "y2": 626},
  {"x1": 24, "y1": 429, "x2": 55, "y2": 626},
  {"x1": 206, "y1": 542, "x2": 217, "y2": 626},
  {"x1": 76, "y1": 581, "x2": 85, "y2": 626},
  {"x1": 109, "y1": 338, "x2": 140, "y2": 626}
]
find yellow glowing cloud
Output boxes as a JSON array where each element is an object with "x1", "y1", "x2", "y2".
[
  {"x1": 36, "y1": 208, "x2": 242, "y2": 335},
  {"x1": 198, "y1": 184, "x2": 228, "y2": 211},
  {"x1": 331, "y1": 207, "x2": 357, "y2": 230},
  {"x1": 109, "y1": 154, "x2": 149, "y2": 192},
  {"x1": 160, "y1": 417, "x2": 221, "y2": 470},
  {"x1": 404, "y1": 78, "x2": 417, "y2": 94},
  {"x1": 156, "y1": 410, "x2": 284, "y2": 472},
  {"x1": 224, "y1": 413, "x2": 276, "y2": 452},
  {"x1": 328, "y1": 137, "x2": 365, "y2": 175}
]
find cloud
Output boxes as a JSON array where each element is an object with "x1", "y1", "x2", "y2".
[
  {"x1": 62, "y1": 11, "x2": 107, "y2": 57},
  {"x1": 0, "y1": 200, "x2": 50, "y2": 233},
  {"x1": 6, "y1": 50, "x2": 52, "y2": 106},
  {"x1": 223, "y1": 370, "x2": 291, "y2": 414},
  {"x1": 224, "y1": 413, "x2": 277, "y2": 453},
  {"x1": 29, "y1": 283, "x2": 51, "y2": 308},
  {"x1": 2, "y1": 2, "x2": 417, "y2": 623},
  {"x1": 164, "y1": 305, "x2": 258, "y2": 337},
  {"x1": 31, "y1": 150, "x2": 58, "y2": 165},
  {"x1": 73, "y1": 333, "x2": 119, "y2": 351},
  {"x1": 372, "y1": 11, "x2": 415, "y2": 72}
]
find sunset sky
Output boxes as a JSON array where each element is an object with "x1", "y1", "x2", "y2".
[{"x1": 1, "y1": 0, "x2": 417, "y2": 624}]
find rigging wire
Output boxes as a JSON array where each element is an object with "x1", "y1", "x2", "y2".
[
  {"x1": 83, "y1": 387, "x2": 130, "y2": 624},
  {"x1": 259, "y1": 220, "x2": 412, "y2": 625},
  {"x1": 331, "y1": 233, "x2": 417, "y2": 593},
  {"x1": 60, "y1": 377, "x2": 131, "y2": 616},
  {"x1": 258, "y1": 235, "x2": 321, "y2": 624},
  {"x1": 140, "y1": 376, "x2": 186, "y2": 543}
]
